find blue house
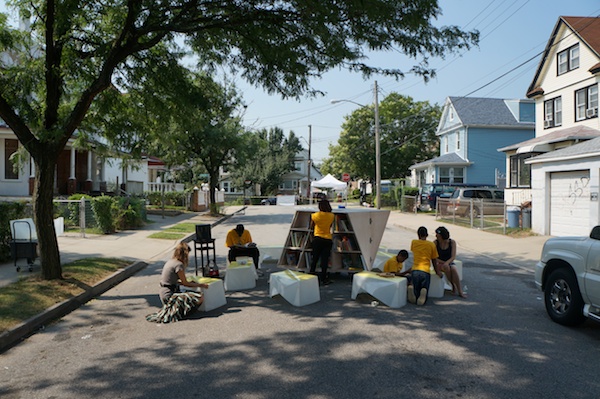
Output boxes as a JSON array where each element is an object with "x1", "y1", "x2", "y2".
[{"x1": 410, "y1": 96, "x2": 535, "y2": 188}]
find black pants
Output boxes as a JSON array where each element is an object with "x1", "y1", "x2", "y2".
[
  {"x1": 228, "y1": 246, "x2": 260, "y2": 268},
  {"x1": 310, "y1": 236, "x2": 333, "y2": 282}
]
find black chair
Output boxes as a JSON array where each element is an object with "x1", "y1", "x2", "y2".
[{"x1": 193, "y1": 224, "x2": 216, "y2": 276}]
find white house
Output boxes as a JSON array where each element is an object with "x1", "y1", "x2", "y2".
[{"x1": 506, "y1": 16, "x2": 600, "y2": 236}]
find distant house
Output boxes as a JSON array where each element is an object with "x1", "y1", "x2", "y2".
[
  {"x1": 219, "y1": 148, "x2": 322, "y2": 197},
  {"x1": 410, "y1": 96, "x2": 535, "y2": 188},
  {"x1": 504, "y1": 16, "x2": 600, "y2": 236}
]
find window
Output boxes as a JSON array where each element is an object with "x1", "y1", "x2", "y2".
[
  {"x1": 294, "y1": 161, "x2": 302, "y2": 171},
  {"x1": 444, "y1": 136, "x2": 448, "y2": 153},
  {"x1": 509, "y1": 154, "x2": 534, "y2": 188},
  {"x1": 557, "y1": 44, "x2": 579, "y2": 75},
  {"x1": 278, "y1": 180, "x2": 298, "y2": 190},
  {"x1": 439, "y1": 167, "x2": 464, "y2": 184},
  {"x1": 544, "y1": 97, "x2": 562, "y2": 128},
  {"x1": 575, "y1": 85, "x2": 598, "y2": 121},
  {"x1": 456, "y1": 133, "x2": 461, "y2": 151},
  {"x1": 221, "y1": 181, "x2": 236, "y2": 193},
  {"x1": 4, "y1": 139, "x2": 19, "y2": 180}
]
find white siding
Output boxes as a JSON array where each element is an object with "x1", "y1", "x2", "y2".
[{"x1": 534, "y1": 24, "x2": 600, "y2": 135}]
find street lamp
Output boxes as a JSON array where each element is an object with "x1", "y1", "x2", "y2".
[{"x1": 330, "y1": 81, "x2": 381, "y2": 209}]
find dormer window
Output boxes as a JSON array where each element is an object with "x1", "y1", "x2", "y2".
[{"x1": 557, "y1": 44, "x2": 579, "y2": 75}]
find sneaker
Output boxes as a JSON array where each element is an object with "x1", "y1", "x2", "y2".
[
  {"x1": 417, "y1": 288, "x2": 427, "y2": 305},
  {"x1": 407, "y1": 286, "x2": 416, "y2": 304}
]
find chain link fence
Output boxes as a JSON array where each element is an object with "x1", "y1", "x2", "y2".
[{"x1": 53, "y1": 199, "x2": 97, "y2": 237}]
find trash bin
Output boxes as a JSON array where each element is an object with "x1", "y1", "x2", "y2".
[
  {"x1": 506, "y1": 206, "x2": 520, "y2": 228},
  {"x1": 522, "y1": 208, "x2": 531, "y2": 229}
]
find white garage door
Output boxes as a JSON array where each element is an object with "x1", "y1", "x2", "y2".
[{"x1": 550, "y1": 170, "x2": 590, "y2": 236}]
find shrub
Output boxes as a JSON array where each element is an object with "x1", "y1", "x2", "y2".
[
  {"x1": 115, "y1": 197, "x2": 145, "y2": 229},
  {"x1": 91, "y1": 195, "x2": 117, "y2": 234}
]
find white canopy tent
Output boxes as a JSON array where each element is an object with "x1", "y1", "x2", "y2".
[
  {"x1": 311, "y1": 174, "x2": 348, "y2": 205},
  {"x1": 310, "y1": 174, "x2": 346, "y2": 190}
]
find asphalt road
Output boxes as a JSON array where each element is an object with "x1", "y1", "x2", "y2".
[{"x1": 1, "y1": 206, "x2": 600, "y2": 399}]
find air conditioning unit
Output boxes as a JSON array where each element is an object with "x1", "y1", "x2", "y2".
[
  {"x1": 587, "y1": 108, "x2": 598, "y2": 118},
  {"x1": 544, "y1": 120, "x2": 552, "y2": 128}
]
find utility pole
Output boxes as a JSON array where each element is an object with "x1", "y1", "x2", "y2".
[
  {"x1": 374, "y1": 80, "x2": 381, "y2": 209},
  {"x1": 307, "y1": 124, "x2": 312, "y2": 204}
]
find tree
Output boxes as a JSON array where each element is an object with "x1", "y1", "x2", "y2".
[
  {"x1": 0, "y1": 1, "x2": 477, "y2": 280},
  {"x1": 321, "y1": 93, "x2": 440, "y2": 180},
  {"x1": 144, "y1": 71, "x2": 249, "y2": 214},
  {"x1": 231, "y1": 127, "x2": 303, "y2": 195}
]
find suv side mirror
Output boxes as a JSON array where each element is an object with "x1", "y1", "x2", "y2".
[{"x1": 590, "y1": 226, "x2": 600, "y2": 240}]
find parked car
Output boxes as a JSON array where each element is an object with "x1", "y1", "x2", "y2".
[
  {"x1": 445, "y1": 187, "x2": 504, "y2": 217},
  {"x1": 535, "y1": 226, "x2": 600, "y2": 326},
  {"x1": 418, "y1": 183, "x2": 491, "y2": 212},
  {"x1": 418, "y1": 184, "x2": 458, "y2": 211},
  {"x1": 261, "y1": 197, "x2": 277, "y2": 205}
]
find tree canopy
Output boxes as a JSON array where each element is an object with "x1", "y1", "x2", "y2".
[
  {"x1": 230, "y1": 127, "x2": 303, "y2": 196},
  {"x1": 0, "y1": 0, "x2": 478, "y2": 279},
  {"x1": 321, "y1": 93, "x2": 441, "y2": 180}
]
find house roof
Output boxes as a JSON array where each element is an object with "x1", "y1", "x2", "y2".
[
  {"x1": 447, "y1": 97, "x2": 533, "y2": 127},
  {"x1": 527, "y1": 16, "x2": 600, "y2": 97},
  {"x1": 527, "y1": 136, "x2": 600, "y2": 164},
  {"x1": 410, "y1": 152, "x2": 470, "y2": 170},
  {"x1": 497, "y1": 125, "x2": 600, "y2": 152}
]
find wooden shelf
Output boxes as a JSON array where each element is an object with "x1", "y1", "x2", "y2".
[{"x1": 278, "y1": 208, "x2": 390, "y2": 272}]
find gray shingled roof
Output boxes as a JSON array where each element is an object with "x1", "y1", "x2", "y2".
[
  {"x1": 528, "y1": 136, "x2": 600, "y2": 162},
  {"x1": 410, "y1": 152, "x2": 469, "y2": 169},
  {"x1": 448, "y1": 97, "x2": 531, "y2": 126},
  {"x1": 498, "y1": 125, "x2": 600, "y2": 152}
]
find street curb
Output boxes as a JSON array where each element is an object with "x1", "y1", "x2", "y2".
[{"x1": 0, "y1": 260, "x2": 147, "y2": 354}]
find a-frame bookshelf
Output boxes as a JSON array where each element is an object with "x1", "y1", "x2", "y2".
[{"x1": 278, "y1": 208, "x2": 390, "y2": 273}]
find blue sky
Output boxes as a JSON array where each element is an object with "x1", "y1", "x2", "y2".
[
  {"x1": 234, "y1": 0, "x2": 600, "y2": 163},
  {"x1": 2, "y1": 1, "x2": 599, "y2": 164}
]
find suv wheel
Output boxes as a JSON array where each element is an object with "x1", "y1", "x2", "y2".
[{"x1": 544, "y1": 268, "x2": 586, "y2": 326}]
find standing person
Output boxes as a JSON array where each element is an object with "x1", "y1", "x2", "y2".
[
  {"x1": 434, "y1": 226, "x2": 467, "y2": 298},
  {"x1": 310, "y1": 199, "x2": 335, "y2": 285},
  {"x1": 225, "y1": 224, "x2": 260, "y2": 269},
  {"x1": 409, "y1": 226, "x2": 439, "y2": 305},
  {"x1": 147, "y1": 242, "x2": 209, "y2": 323}
]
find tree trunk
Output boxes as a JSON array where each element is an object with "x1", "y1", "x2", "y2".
[{"x1": 33, "y1": 153, "x2": 63, "y2": 280}]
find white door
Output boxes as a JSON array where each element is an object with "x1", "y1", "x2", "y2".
[{"x1": 550, "y1": 170, "x2": 591, "y2": 236}]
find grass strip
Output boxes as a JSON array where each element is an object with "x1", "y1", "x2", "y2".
[{"x1": 0, "y1": 258, "x2": 130, "y2": 333}]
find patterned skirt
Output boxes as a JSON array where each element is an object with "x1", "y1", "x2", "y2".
[{"x1": 146, "y1": 292, "x2": 203, "y2": 323}]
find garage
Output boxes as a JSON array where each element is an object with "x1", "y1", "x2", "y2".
[{"x1": 550, "y1": 170, "x2": 591, "y2": 236}]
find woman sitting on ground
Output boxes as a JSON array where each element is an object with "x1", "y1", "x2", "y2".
[
  {"x1": 434, "y1": 226, "x2": 467, "y2": 298},
  {"x1": 146, "y1": 242, "x2": 210, "y2": 323}
]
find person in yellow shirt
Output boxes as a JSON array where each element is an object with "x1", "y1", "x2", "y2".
[
  {"x1": 409, "y1": 226, "x2": 439, "y2": 305},
  {"x1": 225, "y1": 224, "x2": 259, "y2": 269},
  {"x1": 383, "y1": 250, "x2": 409, "y2": 275},
  {"x1": 309, "y1": 199, "x2": 335, "y2": 285}
]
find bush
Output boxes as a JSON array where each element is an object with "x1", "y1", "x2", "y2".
[
  {"x1": 145, "y1": 191, "x2": 187, "y2": 207},
  {"x1": 115, "y1": 197, "x2": 145, "y2": 230},
  {"x1": 0, "y1": 202, "x2": 28, "y2": 262},
  {"x1": 91, "y1": 196, "x2": 117, "y2": 234}
]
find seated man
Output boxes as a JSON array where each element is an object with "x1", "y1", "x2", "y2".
[{"x1": 225, "y1": 224, "x2": 260, "y2": 268}]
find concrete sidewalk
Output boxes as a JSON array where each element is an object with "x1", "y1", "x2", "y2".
[
  {"x1": 0, "y1": 207, "x2": 241, "y2": 288},
  {"x1": 1, "y1": 206, "x2": 549, "y2": 288},
  {"x1": 385, "y1": 211, "x2": 549, "y2": 271}
]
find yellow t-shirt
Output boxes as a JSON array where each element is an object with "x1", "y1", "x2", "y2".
[
  {"x1": 312, "y1": 211, "x2": 334, "y2": 240},
  {"x1": 383, "y1": 256, "x2": 403, "y2": 273},
  {"x1": 410, "y1": 239, "x2": 439, "y2": 273},
  {"x1": 225, "y1": 229, "x2": 253, "y2": 247}
]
